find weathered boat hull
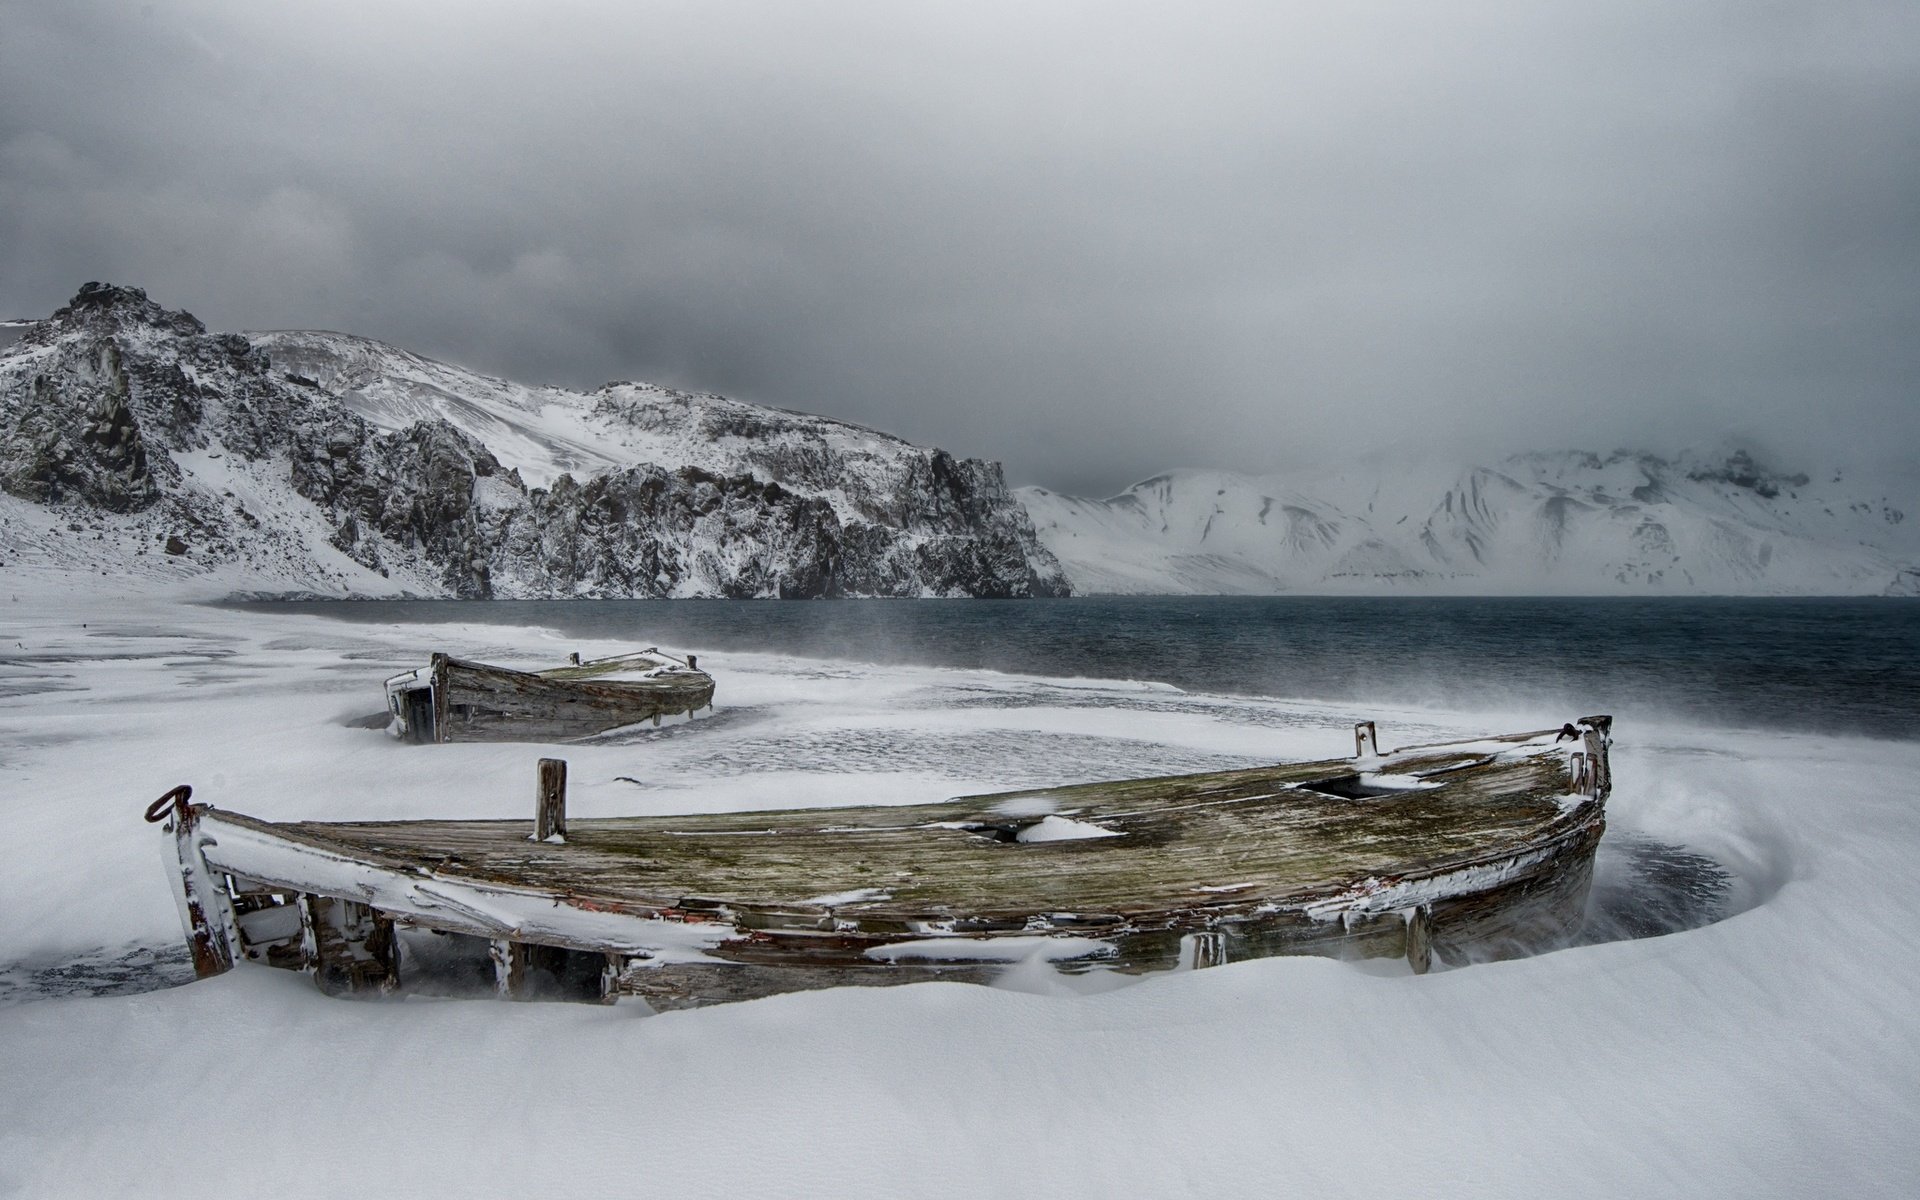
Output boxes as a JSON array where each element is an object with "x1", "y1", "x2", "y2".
[
  {"x1": 619, "y1": 809, "x2": 1605, "y2": 1008},
  {"x1": 147, "y1": 717, "x2": 1613, "y2": 1010},
  {"x1": 619, "y1": 838, "x2": 1603, "y2": 1010},
  {"x1": 386, "y1": 651, "x2": 716, "y2": 744}
]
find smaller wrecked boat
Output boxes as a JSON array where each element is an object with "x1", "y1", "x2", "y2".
[
  {"x1": 146, "y1": 717, "x2": 1611, "y2": 1009},
  {"x1": 384, "y1": 649, "x2": 716, "y2": 744}
]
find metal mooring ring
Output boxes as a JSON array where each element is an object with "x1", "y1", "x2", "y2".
[{"x1": 144, "y1": 784, "x2": 193, "y2": 824}]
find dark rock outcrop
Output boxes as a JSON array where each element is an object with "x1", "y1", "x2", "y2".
[
  {"x1": 0, "y1": 283, "x2": 1070, "y2": 598},
  {"x1": 1685, "y1": 449, "x2": 1810, "y2": 499}
]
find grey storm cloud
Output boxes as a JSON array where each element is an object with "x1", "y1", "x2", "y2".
[{"x1": 3, "y1": 0, "x2": 1916, "y2": 495}]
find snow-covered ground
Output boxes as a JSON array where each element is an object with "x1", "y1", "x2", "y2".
[{"x1": 1, "y1": 584, "x2": 1915, "y2": 1197}]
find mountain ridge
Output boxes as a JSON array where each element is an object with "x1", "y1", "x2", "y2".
[
  {"x1": 1020, "y1": 450, "x2": 1918, "y2": 595},
  {"x1": 0, "y1": 283, "x2": 1069, "y2": 599},
  {"x1": 6, "y1": 282, "x2": 1910, "y2": 600}
]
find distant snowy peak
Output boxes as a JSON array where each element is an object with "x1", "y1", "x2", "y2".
[{"x1": 1022, "y1": 451, "x2": 1917, "y2": 595}]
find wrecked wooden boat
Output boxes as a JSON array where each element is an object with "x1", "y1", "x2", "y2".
[
  {"x1": 384, "y1": 649, "x2": 715, "y2": 744},
  {"x1": 147, "y1": 716, "x2": 1611, "y2": 1009}
]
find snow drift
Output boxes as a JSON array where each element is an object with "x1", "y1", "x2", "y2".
[{"x1": 0, "y1": 592, "x2": 1915, "y2": 1198}]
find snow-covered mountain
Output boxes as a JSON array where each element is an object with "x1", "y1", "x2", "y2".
[
  {"x1": 249, "y1": 330, "x2": 1042, "y2": 539},
  {"x1": 0, "y1": 283, "x2": 1068, "y2": 598},
  {"x1": 8, "y1": 283, "x2": 1910, "y2": 600},
  {"x1": 1022, "y1": 453, "x2": 1919, "y2": 595}
]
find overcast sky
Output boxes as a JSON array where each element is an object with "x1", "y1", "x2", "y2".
[{"x1": 2, "y1": 1, "x2": 1915, "y2": 495}]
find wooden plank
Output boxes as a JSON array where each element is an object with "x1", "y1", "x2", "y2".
[
  {"x1": 304, "y1": 896, "x2": 399, "y2": 996},
  {"x1": 492, "y1": 939, "x2": 603, "y2": 1000},
  {"x1": 622, "y1": 961, "x2": 999, "y2": 1011},
  {"x1": 1182, "y1": 930, "x2": 1227, "y2": 970},
  {"x1": 266, "y1": 743, "x2": 1589, "y2": 921},
  {"x1": 429, "y1": 652, "x2": 451, "y2": 744},
  {"x1": 491, "y1": 939, "x2": 529, "y2": 999},
  {"x1": 401, "y1": 685, "x2": 435, "y2": 745},
  {"x1": 1404, "y1": 905, "x2": 1432, "y2": 975}
]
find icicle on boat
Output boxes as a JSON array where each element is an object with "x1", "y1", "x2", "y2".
[
  {"x1": 146, "y1": 717, "x2": 1612, "y2": 1009},
  {"x1": 383, "y1": 649, "x2": 716, "y2": 744}
]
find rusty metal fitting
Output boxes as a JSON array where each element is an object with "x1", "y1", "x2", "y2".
[{"x1": 144, "y1": 784, "x2": 193, "y2": 824}]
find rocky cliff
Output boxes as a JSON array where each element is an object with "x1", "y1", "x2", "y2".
[{"x1": 0, "y1": 284, "x2": 1069, "y2": 598}]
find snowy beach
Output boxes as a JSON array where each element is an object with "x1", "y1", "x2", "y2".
[
  {"x1": 9, "y1": 1, "x2": 1920, "y2": 1194},
  {"x1": 2, "y1": 589, "x2": 1915, "y2": 1198}
]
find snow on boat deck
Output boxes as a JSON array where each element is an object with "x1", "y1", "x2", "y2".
[
  {"x1": 241, "y1": 734, "x2": 1585, "y2": 919},
  {"x1": 164, "y1": 725, "x2": 1608, "y2": 1010}
]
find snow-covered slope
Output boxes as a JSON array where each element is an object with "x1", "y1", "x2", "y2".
[
  {"x1": 1022, "y1": 452, "x2": 1919, "y2": 595},
  {"x1": 253, "y1": 330, "x2": 1039, "y2": 536},
  {"x1": 252, "y1": 330, "x2": 629, "y2": 486},
  {"x1": 0, "y1": 284, "x2": 1068, "y2": 598}
]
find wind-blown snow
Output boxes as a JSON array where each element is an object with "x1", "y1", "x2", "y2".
[
  {"x1": 1022, "y1": 450, "x2": 1919, "y2": 595},
  {"x1": 0, "y1": 582, "x2": 1915, "y2": 1198}
]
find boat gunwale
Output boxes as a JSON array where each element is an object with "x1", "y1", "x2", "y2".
[{"x1": 186, "y1": 727, "x2": 1605, "y2": 936}]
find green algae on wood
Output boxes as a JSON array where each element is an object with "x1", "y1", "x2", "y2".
[{"x1": 150, "y1": 717, "x2": 1613, "y2": 1010}]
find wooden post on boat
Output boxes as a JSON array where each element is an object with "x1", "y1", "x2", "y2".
[
  {"x1": 1579, "y1": 714, "x2": 1613, "y2": 800},
  {"x1": 494, "y1": 758, "x2": 570, "y2": 996},
  {"x1": 1404, "y1": 905, "x2": 1433, "y2": 975},
  {"x1": 492, "y1": 940, "x2": 531, "y2": 998},
  {"x1": 1181, "y1": 930, "x2": 1227, "y2": 970},
  {"x1": 492, "y1": 940, "x2": 590, "y2": 1000},
  {"x1": 1569, "y1": 751, "x2": 1587, "y2": 794},
  {"x1": 1354, "y1": 720, "x2": 1379, "y2": 757},
  {"x1": 687, "y1": 654, "x2": 697, "y2": 670},
  {"x1": 144, "y1": 785, "x2": 236, "y2": 980},
  {"x1": 429, "y1": 652, "x2": 452, "y2": 744},
  {"x1": 536, "y1": 758, "x2": 567, "y2": 841}
]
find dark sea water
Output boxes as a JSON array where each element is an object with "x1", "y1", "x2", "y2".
[{"x1": 242, "y1": 596, "x2": 1920, "y2": 739}]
